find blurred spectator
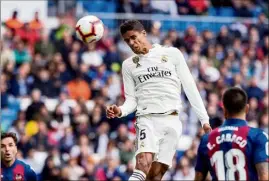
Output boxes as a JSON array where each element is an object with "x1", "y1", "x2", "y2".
[
  {"x1": 119, "y1": 139, "x2": 134, "y2": 165},
  {"x1": 41, "y1": 155, "x2": 61, "y2": 180},
  {"x1": 147, "y1": 21, "x2": 162, "y2": 44},
  {"x1": 0, "y1": 40, "x2": 15, "y2": 68},
  {"x1": 247, "y1": 97, "x2": 259, "y2": 122},
  {"x1": 96, "y1": 122, "x2": 110, "y2": 159},
  {"x1": 176, "y1": 0, "x2": 190, "y2": 15},
  {"x1": 70, "y1": 134, "x2": 94, "y2": 158},
  {"x1": 134, "y1": 0, "x2": 154, "y2": 14},
  {"x1": 30, "y1": 121, "x2": 49, "y2": 151},
  {"x1": 65, "y1": 157, "x2": 85, "y2": 180},
  {"x1": 8, "y1": 63, "x2": 32, "y2": 97},
  {"x1": 246, "y1": 77, "x2": 265, "y2": 101},
  {"x1": 29, "y1": 11, "x2": 43, "y2": 31},
  {"x1": 106, "y1": 140, "x2": 120, "y2": 161},
  {"x1": 232, "y1": 0, "x2": 256, "y2": 17},
  {"x1": 66, "y1": 72, "x2": 91, "y2": 100},
  {"x1": 8, "y1": 111, "x2": 26, "y2": 140},
  {"x1": 25, "y1": 89, "x2": 45, "y2": 121},
  {"x1": 151, "y1": 0, "x2": 178, "y2": 15},
  {"x1": 16, "y1": 23, "x2": 41, "y2": 53},
  {"x1": 1, "y1": 74, "x2": 9, "y2": 108},
  {"x1": 34, "y1": 32, "x2": 55, "y2": 60},
  {"x1": 13, "y1": 41, "x2": 31, "y2": 66},
  {"x1": 172, "y1": 156, "x2": 195, "y2": 180},
  {"x1": 82, "y1": 43, "x2": 103, "y2": 67},
  {"x1": 95, "y1": 158, "x2": 128, "y2": 181},
  {"x1": 116, "y1": 0, "x2": 136, "y2": 13},
  {"x1": 5, "y1": 10, "x2": 23, "y2": 30},
  {"x1": 103, "y1": 45, "x2": 122, "y2": 70},
  {"x1": 217, "y1": 26, "x2": 232, "y2": 47},
  {"x1": 188, "y1": 0, "x2": 209, "y2": 15},
  {"x1": 257, "y1": 13, "x2": 269, "y2": 37},
  {"x1": 32, "y1": 68, "x2": 59, "y2": 97}
]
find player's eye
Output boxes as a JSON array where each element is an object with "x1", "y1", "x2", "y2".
[{"x1": 131, "y1": 35, "x2": 136, "y2": 40}]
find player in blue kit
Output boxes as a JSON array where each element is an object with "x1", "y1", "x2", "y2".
[
  {"x1": 1, "y1": 132, "x2": 37, "y2": 181},
  {"x1": 195, "y1": 87, "x2": 269, "y2": 181}
]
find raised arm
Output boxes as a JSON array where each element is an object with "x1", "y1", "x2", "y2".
[{"x1": 171, "y1": 48, "x2": 210, "y2": 127}]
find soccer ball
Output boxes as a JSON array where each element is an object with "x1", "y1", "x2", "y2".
[{"x1": 75, "y1": 15, "x2": 104, "y2": 44}]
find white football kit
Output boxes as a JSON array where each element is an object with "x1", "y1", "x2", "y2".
[{"x1": 119, "y1": 44, "x2": 209, "y2": 167}]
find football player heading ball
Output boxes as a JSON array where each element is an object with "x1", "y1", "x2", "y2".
[{"x1": 106, "y1": 20, "x2": 212, "y2": 181}]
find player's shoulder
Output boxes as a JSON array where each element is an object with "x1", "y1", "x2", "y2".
[
  {"x1": 16, "y1": 159, "x2": 30, "y2": 167},
  {"x1": 248, "y1": 127, "x2": 268, "y2": 138},
  {"x1": 122, "y1": 55, "x2": 136, "y2": 68}
]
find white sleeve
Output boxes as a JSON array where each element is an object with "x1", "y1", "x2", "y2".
[
  {"x1": 118, "y1": 61, "x2": 137, "y2": 117},
  {"x1": 171, "y1": 48, "x2": 209, "y2": 126}
]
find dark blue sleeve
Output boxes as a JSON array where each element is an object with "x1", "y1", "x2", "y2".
[
  {"x1": 195, "y1": 135, "x2": 209, "y2": 175},
  {"x1": 253, "y1": 131, "x2": 269, "y2": 164},
  {"x1": 26, "y1": 166, "x2": 37, "y2": 181}
]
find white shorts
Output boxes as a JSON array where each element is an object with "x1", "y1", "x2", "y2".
[{"x1": 134, "y1": 114, "x2": 182, "y2": 168}]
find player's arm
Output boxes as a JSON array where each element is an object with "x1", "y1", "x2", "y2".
[
  {"x1": 171, "y1": 48, "x2": 210, "y2": 128},
  {"x1": 254, "y1": 131, "x2": 269, "y2": 181},
  {"x1": 195, "y1": 135, "x2": 209, "y2": 181},
  {"x1": 118, "y1": 60, "x2": 137, "y2": 117},
  {"x1": 256, "y1": 162, "x2": 268, "y2": 181}
]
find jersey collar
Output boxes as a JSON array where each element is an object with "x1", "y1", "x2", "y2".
[{"x1": 222, "y1": 118, "x2": 248, "y2": 127}]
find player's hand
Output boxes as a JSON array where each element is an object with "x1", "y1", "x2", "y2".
[
  {"x1": 203, "y1": 123, "x2": 212, "y2": 134},
  {"x1": 106, "y1": 105, "x2": 122, "y2": 119}
]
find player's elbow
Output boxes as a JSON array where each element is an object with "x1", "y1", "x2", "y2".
[
  {"x1": 194, "y1": 171, "x2": 206, "y2": 181},
  {"x1": 258, "y1": 172, "x2": 269, "y2": 181}
]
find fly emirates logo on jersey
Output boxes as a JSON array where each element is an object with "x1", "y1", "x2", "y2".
[{"x1": 138, "y1": 66, "x2": 172, "y2": 83}]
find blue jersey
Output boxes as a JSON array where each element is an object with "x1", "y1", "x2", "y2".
[
  {"x1": 195, "y1": 118, "x2": 269, "y2": 181},
  {"x1": 1, "y1": 159, "x2": 37, "y2": 181}
]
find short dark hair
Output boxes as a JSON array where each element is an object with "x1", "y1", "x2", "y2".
[
  {"x1": 222, "y1": 87, "x2": 248, "y2": 115},
  {"x1": 120, "y1": 20, "x2": 145, "y2": 35},
  {"x1": 1, "y1": 132, "x2": 18, "y2": 145}
]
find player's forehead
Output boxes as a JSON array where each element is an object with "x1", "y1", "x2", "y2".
[
  {"x1": 1, "y1": 137, "x2": 16, "y2": 145},
  {"x1": 122, "y1": 30, "x2": 141, "y2": 40}
]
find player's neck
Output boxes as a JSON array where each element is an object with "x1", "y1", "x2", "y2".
[
  {"x1": 141, "y1": 43, "x2": 153, "y2": 54},
  {"x1": 3, "y1": 159, "x2": 16, "y2": 167},
  {"x1": 226, "y1": 114, "x2": 246, "y2": 120}
]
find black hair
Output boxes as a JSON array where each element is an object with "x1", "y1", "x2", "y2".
[
  {"x1": 120, "y1": 20, "x2": 145, "y2": 35},
  {"x1": 222, "y1": 87, "x2": 248, "y2": 115},
  {"x1": 1, "y1": 132, "x2": 18, "y2": 145}
]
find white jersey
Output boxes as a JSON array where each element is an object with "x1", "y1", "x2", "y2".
[{"x1": 119, "y1": 44, "x2": 209, "y2": 126}]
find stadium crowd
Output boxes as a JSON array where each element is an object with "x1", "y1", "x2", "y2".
[{"x1": 1, "y1": 5, "x2": 268, "y2": 181}]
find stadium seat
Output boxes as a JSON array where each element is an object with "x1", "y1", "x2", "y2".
[
  {"x1": 208, "y1": 7, "x2": 217, "y2": 16},
  {"x1": 219, "y1": 7, "x2": 235, "y2": 17}
]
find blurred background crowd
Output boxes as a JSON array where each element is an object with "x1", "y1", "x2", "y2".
[{"x1": 1, "y1": 0, "x2": 268, "y2": 180}]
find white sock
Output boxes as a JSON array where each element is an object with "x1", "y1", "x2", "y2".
[{"x1": 128, "y1": 169, "x2": 146, "y2": 181}]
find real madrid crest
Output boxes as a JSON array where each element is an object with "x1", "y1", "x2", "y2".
[
  {"x1": 132, "y1": 56, "x2": 141, "y2": 68},
  {"x1": 161, "y1": 55, "x2": 168, "y2": 63}
]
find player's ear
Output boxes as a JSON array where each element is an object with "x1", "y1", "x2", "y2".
[
  {"x1": 245, "y1": 104, "x2": 249, "y2": 114},
  {"x1": 223, "y1": 107, "x2": 228, "y2": 119},
  {"x1": 141, "y1": 30, "x2": 147, "y2": 37}
]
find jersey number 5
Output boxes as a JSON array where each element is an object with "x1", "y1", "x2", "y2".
[
  {"x1": 140, "y1": 129, "x2": 146, "y2": 140},
  {"x1": 211, "y1": 149, "x2": 246, "y2": 180}
]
